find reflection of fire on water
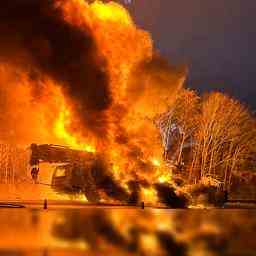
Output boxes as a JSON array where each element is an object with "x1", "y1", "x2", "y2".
[
  {"x1": 52, "y1": 209, "x2": 256, "y2": 255},
  {"x1": 0, "y1": 209, "x2": 255, "y2": 255}
]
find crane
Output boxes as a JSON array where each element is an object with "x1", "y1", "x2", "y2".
[{"x1": 29, "y1": 143, "x2": 100, "y2": 202}]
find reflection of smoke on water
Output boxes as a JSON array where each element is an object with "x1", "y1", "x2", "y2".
[
  {"x1": 0, "y1": 209, "x2": 255, "y2": 255},
  {"x1": 52, "y1": 209, "x2": 256, "y2": 256},
  {"x1": 52, "y1": 209, "x2": 187, "y2": 255}
]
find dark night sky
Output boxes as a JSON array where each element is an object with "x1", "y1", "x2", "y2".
[{"x1": 123, "y1": 0, "x2": 256, "y2": 109}]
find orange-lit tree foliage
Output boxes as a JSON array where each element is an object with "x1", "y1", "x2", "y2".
[
  {"x1": 190, "y1": 92, "x2": 256, "y2": 189},
  {"x1": 167, "y1": 89, "x2": 200, "y2": 166},
  {"x1": 167, "y1": 90, "x2": 256, "y2": 189}
]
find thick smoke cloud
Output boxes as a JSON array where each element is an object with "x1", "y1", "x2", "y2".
[{"x1": 0, "y1": 0, "x2": 111, "y2": 136}]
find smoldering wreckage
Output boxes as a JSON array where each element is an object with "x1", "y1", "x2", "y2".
[{"x1": 0, "y1": 0, "x2": 227, "y2": 207}]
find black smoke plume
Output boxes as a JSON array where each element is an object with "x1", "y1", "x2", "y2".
[
  {"x1": 91, "y1": 157, "x2": 131, "y2": 202},
  {"x1": 0, "y1": 0, "x2": 111, "y2": 136},
  {"x1": 155, "y1": 183, "x2": 188, "y2": 208}
]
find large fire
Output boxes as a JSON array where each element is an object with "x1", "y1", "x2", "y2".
[{"x1": 0, "y1": 0, "x2": 186, "y2": 205}]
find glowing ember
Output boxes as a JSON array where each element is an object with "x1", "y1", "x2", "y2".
[
  {"x1": 91, "y1": 1, "x2": 133, "y2": 25},
  {"x1": 158, "y1": 174, "x2": 171, "y2": 184},
  {"x1": 141, "y1": 187, "x2": 158, "y2": 204},
  {"x1": 151, "y1": 158, "x2": 161, "y2": 167}
]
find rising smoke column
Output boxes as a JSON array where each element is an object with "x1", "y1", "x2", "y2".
[
  {"x1": 0, "y1": 0, "x2": 112, "y2": 140},
  {"x1": 0, "y1": 0, "x2": 185, "y2": 147}
]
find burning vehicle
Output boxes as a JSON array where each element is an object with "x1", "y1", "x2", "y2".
[{"x1": 29, "y1": 143, "x2": 189, "y2": 207}]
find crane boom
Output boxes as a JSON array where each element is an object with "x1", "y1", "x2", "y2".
[{"x1": 30, "y1": 143, "x2": 94, "y2": 166}]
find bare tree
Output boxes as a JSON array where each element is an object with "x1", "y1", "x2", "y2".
[
  {"x1": 168, "y1": 89, "x2": 200, "y2": 165},
  {"x1": 190, "y1": 92, "x2": 256, "y2": 189}
]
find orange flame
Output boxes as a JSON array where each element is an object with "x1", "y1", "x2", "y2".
[
  {"x1": 54, "y1": 107, "x2": 96, "y2": 153},
  {"x1": 90, "y1": 1, "x2": 133, "y2": 26}
]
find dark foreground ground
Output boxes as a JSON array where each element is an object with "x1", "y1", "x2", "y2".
[{"x1": 0, "y1": 205, "x2": 255, "y2": 256}]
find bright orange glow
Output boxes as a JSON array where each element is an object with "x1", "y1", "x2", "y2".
[
  {"x1": 54, "y1": 108, "x2": 95, "y2": 153},
  {"x1": 90, "y1": 1, "x2": 133, "y2": 25},
  {"x1": 151, "y1": 158, "x2": 161, "y2": 167},
  {"x1": 158, "y1": 174, "x2": 171, "y2": 184},
  {"x1": 141, "y1": 187, "x2": 158, "y2": 204}
]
